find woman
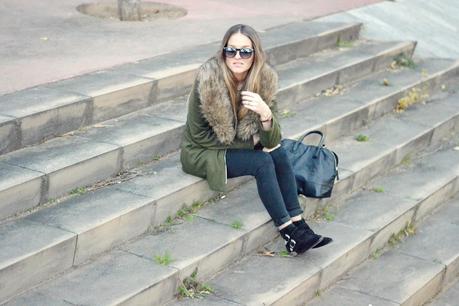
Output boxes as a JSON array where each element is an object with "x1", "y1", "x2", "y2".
[{"x1": 180, "y1": 24, "x2": 332, "y2": 254}]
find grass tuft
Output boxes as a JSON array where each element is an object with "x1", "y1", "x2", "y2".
[
  {"x1": 178, "y1": 268, "x2": 214, "y2": 299},
  {"x1": 372, "y1": 187, "x2": 385, "y2": 193},
  {"x1": 154, "y1": 251, "x2": 173, "y2": 266},
  {"x1": 388, "y1": 222, "x2": 416, "y2": 247},
  {"x1": 401, "y1": 154, "x2": 412, "y2": 167},
  {"x1": 370, "y1": 248, "x2": 383, "y2": 260},
  {"x1": 279, "y1": 250, "x2": 290, "y2": 257},
  {"x1": 394, "y1": 54, "x2": 416, "y2": 69},
  {"x1": 231, "y1": 220, "x2": 243, "y2": 230},
  {"x1": 280, "y1": 109, "x2": 296, "y2": 119},
  {"x1": 355, "y1": 134, "x2": 369, "y2": 142},
  {"x1": 337, "y1": 39, "x2": 353, "y2": 48},
  {"x1": 69, "y1": 187, "x2": 87, "y2": 196},
  {"x1": 313, "y1": 206, "x2": 335, "y2": 222}
]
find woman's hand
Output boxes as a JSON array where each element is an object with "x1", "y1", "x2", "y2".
[{"x1": 241, "y1": 91, "x2": 272, "y2": 121}]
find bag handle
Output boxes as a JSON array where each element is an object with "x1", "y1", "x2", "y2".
[{"x1": 293, "y1": 130, "x2": 326, "y2": 151}]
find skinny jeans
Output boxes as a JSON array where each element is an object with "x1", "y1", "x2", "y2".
[{"x1": 225, "y1": 146, "x2": 303, "y2": 226}]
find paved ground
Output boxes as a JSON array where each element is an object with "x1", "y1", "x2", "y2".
[
  {"x1": 0, "y1": 0, "x2": 382, "y2": 95},
  {"x1": 1, "y1": 0, "x2": 458, "y2": 96}
]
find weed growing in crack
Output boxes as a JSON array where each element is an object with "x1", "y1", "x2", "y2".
[
  {"x1": 178, "y1": 268, "x2": 214, "y2": 299},
  {"x1": 395, "y1": 86, "x2": 430, "y2": 112},
  {"x1": 388, "y1": 222, "x2": 416, "y2": 247}
]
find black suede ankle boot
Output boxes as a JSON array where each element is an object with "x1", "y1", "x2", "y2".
[
  {"x1": 280, "y1": 223, "x2": 323, "y2": 254},
  {"x1": 293, "y1": 219, "x2": 333, "y2": 249}
]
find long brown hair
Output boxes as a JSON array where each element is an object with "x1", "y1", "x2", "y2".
[{"x1": 216, "y1": 24, "x2": 267, "y2": 120}]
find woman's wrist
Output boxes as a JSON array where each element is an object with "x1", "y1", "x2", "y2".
[{"x1": 260, "y1": 111, "x2": 272, "y2": 122}]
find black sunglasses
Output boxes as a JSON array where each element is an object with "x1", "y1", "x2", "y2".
[{"x1": 223, "y1": 47, "x2": 254, "y2": 59}]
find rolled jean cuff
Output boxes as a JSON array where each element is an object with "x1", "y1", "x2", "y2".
[
  {"x1": 276, "y1": 215, "x2": 293, "y2": 227},
  {"x1": 288, "y1": 207, "x2": 304, "y2": 218}
]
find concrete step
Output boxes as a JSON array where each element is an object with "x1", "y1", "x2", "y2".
[
  {"x1": 308, "y1": 196, "x2": 459, "y2": 306},
  {"x1": 0, "y1": 21, "x2": 361, "y2": 155},
  {"x1": 427, "y1": 277, "x2": 459, "y2": 306},
  {"x1": 4, "y1": 73, "x2": 459, "y2": 305},
  {"x1": 180, "y1": 140, "x2": 459, "y2": 306},
  {"x1": 0, "y1": 39, "x2": 424, "y2": 221}
]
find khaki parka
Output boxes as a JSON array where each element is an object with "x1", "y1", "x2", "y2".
[{"x1": 180, "y1": 56, "x2": 282, "y2": 191}]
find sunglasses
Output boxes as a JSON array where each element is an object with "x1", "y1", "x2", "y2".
[{"x1": 223, "y1": 47, "x2": 254, "y2": 59}]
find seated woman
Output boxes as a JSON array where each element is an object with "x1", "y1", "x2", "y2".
[{"x1": 180, "y1": 24, "x2": 332, "y2": 254}]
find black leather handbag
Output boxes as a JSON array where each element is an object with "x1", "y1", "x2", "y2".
[{"x1": 281, "y1": 130, "x2": 339, "y2": 198}]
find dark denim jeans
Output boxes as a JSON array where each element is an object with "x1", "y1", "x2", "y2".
[{"x1": 226, "y1": 146, "x2": 303, "y2": 226}]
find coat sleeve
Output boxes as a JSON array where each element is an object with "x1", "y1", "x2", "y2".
[
  {"x1": 186, "y1": 79, "x2": 252, "y2": 150},
  {"x1": 258, "y1": 98, "x2": 282, "y2": 148}
]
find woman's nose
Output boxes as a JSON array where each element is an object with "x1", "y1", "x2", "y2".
[{"x1": 234, "y1": 51, "x2": 242, "y2": 59}]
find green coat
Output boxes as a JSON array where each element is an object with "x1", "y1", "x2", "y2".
[{"x1": 180, "y1": 57, "x2": 282, "y2": 191}]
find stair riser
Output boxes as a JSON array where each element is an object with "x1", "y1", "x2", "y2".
[
  {"x1": 21, "y1": 100, "x2": 92, "y2": 148},
  {"x1": 49, "y1": 150, "x2": 122, "y2": 200},
  {"x1": 73, "y1": 202, "x2": 155, "y2": 265},
  {"x1": 0, "y1": 98, "x2": 92, "y2": 156},
  {"x1": 402, "y1": 271, "x2": 444, "y2": 306},
  {"x1": 0, "y1": 117, "x2": 19, "y2": 154},
  {"x1": 0, "y1": 236, "x2": 76, "y2": 303},
  {"x1": 120, "y1": 125, "x2": 186, "y2": 169},
  {"x1": 0, "y1": 175, "x2": 42, "y2": 222},
  {"x1": 444, "y1": 254, "x2": 459, "y2": 289},
  {"x1": 120, "y1": 271, "x2": 178, "y2": 306},
  {"x1": 0, "y1": 26, "x2": 362, "y2": 157},
  {"x1": 267, "y1": 24, "x2": 361, "y2": 66}
]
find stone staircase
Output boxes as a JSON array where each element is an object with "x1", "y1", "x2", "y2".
[{"x1": 1, "y1": 19, "x2": 459, "y2": 305}]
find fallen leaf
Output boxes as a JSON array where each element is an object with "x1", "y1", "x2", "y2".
[{"x1": 257, "y1": 249, "x2": 275, "y2": 257}]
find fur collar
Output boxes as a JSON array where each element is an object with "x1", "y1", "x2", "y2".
[{"x1": 196, "y1": 56, "x2": 278, "y2": 145}]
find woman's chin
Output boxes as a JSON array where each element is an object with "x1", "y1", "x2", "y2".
[{"x1": 231, "y1": 70, "x2": 248, "y2": 79}]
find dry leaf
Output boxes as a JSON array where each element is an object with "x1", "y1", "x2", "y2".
[
  {"x1": 93, "y1": 123, "x2": 112, "y2": 128},
  {"x1": 258, "y1": 249, "x2": 275, "y2": 257}
]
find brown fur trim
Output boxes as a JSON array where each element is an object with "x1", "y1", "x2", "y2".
[{"x1": 197, "y1": 57, "x2": 278, "y2": 144}]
